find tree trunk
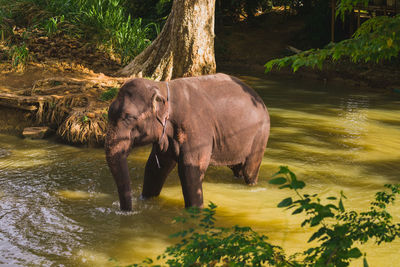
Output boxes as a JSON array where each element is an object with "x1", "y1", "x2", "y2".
[{"x1": 118, "y1": 0, "x2": 216, "y2": 80}]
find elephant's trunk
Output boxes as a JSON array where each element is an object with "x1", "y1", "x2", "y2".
[{"x1": 105, "y1": 129, "x2": 133, "y2": 211}]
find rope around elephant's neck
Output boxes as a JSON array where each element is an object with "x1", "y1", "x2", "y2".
[
  {"x1": 160, "y1": 82, "x2": 170, "y2": 141},
  {"x1": 155, "y1": 82, "x2": 170, "y2": 168}
]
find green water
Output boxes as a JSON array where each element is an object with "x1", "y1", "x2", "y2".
[{"x1": 0, "y1": 76, "x2": 400, "y2": 266}]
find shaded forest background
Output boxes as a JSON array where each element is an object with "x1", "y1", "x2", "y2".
[
  {"x1": 0, "y1": 0, "x2": 380, "y2": 72},
  {"x1": 1, "y1": 0, "x2": 399, "y2": 83}
]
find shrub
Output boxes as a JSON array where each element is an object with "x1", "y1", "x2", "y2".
[
  {"x1": 9, "y1": 43, "x2": 30, "y2": 71},
  {"x1": 156, "y1": 203, "x2": 287, "y2": 266},
  {"x1": 99, "y1": 87, "x2": 118, "y2": 101}
]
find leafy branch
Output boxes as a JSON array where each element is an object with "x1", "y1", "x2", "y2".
[
  {"x1": 156, "y1": 202, "x2": 287, "y2": 267},
  {"x1": 265, "y1": 14, "x2": 400, "y2": 73}
]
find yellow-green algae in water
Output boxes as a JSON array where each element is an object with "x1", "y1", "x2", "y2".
[
  {"x1": 0, "y1": 77, "x2": 400, "y2": 266},
  {"x1": 57, "y1": 190, "x2": 109, "y2": 200}
]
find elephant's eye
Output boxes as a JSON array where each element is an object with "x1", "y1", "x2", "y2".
[{"x1": 124, "y1": 114, "x2": 137, "y2": 121}]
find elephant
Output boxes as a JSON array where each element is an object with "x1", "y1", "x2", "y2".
[{"x1": 105, "y1": 73, "x2": 270, "y2": 211}]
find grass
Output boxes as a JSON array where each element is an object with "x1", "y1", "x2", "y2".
[
  {"x1": 9, "y1": 43, "x2": 30, "y2": 71},
  {"x1": 0, "y1": 0, "x2": 158, "y2": 66},
  {"x1": 99, "y1": 87, "x2": 118, "y2": 101},
  {"x1": 44, "y1": 15, "x2": 64, "y2": 36},
  {"x1": 77, "y1": 0, "x2": 157, "y2": 64}
]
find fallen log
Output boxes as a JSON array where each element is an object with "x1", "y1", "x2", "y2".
[
  {"x1": 0, "y1": 102, "x2": 37, "y2": 111},
  {"x1": 0, "y1": 93, "x2": 43, "y2": 111}
]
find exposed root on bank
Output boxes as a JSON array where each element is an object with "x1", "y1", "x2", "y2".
[
  {"x1": 58, "y1": 108, "x2": 108, "y2": 145},
  {"x1": 0, "y1": 74, "x2": 126, "y2": 145},
  {"x1": 34, "y1": 77, "x2": 124, "y2": 145},
  {"x1": 35, "y1": 95, "x2": 88, "y2": 125}
]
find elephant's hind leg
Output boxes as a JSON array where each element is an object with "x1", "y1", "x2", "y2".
[
  {"x1": 242, "y1": 149, "x2": 264, "y2": 185},
  {"x1": 141, "y1": 144, "x2": 176, "y2": 199},
  {"x1": 243, "y1": 127, "x2": 268, "y2": 185}
]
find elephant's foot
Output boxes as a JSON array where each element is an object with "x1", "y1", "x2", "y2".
[
  {"x1": 139, "y1": 194, "x2": 156, "y2": 200},
  {"x1": 244, "y1": 179, "x2": 258, "y2": 186}
]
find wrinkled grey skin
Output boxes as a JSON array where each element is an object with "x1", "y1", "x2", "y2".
[{"x1": 105, "y1": 73, "x2": 270, "y2": 211}]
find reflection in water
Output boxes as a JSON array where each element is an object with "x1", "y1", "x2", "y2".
[
  {"x1": 340, "y1": 96, "x2": 369, "y2": 141},
  {"x1": 1, "y1": 76, "x2": 400, "y2": 266}
]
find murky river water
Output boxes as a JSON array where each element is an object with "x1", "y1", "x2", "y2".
[{"x1": 1, "y1": 76, "x2": 400, "y2": 266}]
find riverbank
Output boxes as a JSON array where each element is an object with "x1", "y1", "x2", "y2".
[
  {"x1": 0, "y1": 59, "x2": 126, "y2": 146},
  {"x1": 0, "y1": 28, "x2": 128, "y2": 146},
  {"x1": 1, "y1": 11, "x2": 399, "y2": 146},
  {"x1": 0, "y1": 26, "x2": 155, "y2": 146}
]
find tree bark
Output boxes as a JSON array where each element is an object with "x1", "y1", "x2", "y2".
[{"x1": 118, "y1": 0, "x2": 216, "y2": 80}]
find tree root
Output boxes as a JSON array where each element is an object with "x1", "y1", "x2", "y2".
[
  {"x1": 1, "y1": 75, "x2": 124, "y2": 145},
  {"x1": 57, "y1": 108, "x2": 108, "y2": 145}
]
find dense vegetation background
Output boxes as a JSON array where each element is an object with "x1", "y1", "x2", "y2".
[{"x1": 2, "y1": 0, "x2": 398, "y2": 73}]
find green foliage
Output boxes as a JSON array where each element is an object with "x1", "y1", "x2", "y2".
[
  {"x1": 81, "y1": 115, "x2": 89, "y2": 123},
  {"x1": 269, "y1": 166, "x2": 400, "y2": 266},
  {"x1": 131, "y1": 167, "x2": 400, "y2": 267},
  {"x1": 0, "y1": 0, "x2": 70, "y2": 27},
  {"x1": 9, "y1": 43, "x2": 30, "y2": 71},
  {"x1": 265, "y1": 3, "x2": 400, "y2": 72},
  {"x1": 155, "y1": 203, "x2": 287, "y2": 266},
  {"x1": 99, "y1": 87, "x2": 118, "y2": 101},
  {"x1": 44, "y1": 15, "x2": 64, "y2": 36},
  {"x1": 77, "y1": 0, "x2": 156, "y2": 65},
  {"x1": 0, "y1": 0, "x2": 159, "y2": 65},
  {"x1": 336, "y1": 0, "x2": 369, "y2": 20}
]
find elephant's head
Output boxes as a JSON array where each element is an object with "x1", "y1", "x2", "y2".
[{"x1": 105, "y1": 79, "x2": 169, "y2": 211}]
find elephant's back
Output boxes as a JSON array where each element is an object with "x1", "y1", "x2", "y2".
[
  {"x1": 171, "y1": 73, "x2": 269, "y2": 127},
  {"x1": 172, "y1": 73, "x2": 267, "y2": 113},
  {"x1": 171, "y1": 74, "x2": 269, "y2": 165},
  {"x1": 202, "y1": 73, "x2": 268, "y2": 120}
]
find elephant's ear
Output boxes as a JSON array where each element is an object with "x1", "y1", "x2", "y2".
[
  {"x1": 151, "y1": 88, "x2": 169, "y2": 152},
  {"x1": 151, "y1": 89, "x2": 168, "y2": 125}
]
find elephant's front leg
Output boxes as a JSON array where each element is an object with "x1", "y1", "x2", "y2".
[
  {"x1": 178, "y1": 151, "x2": 210, "y2": 208},
  {"x1": 141, "y1": 144, "x2": 176, "y2": 199}
]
